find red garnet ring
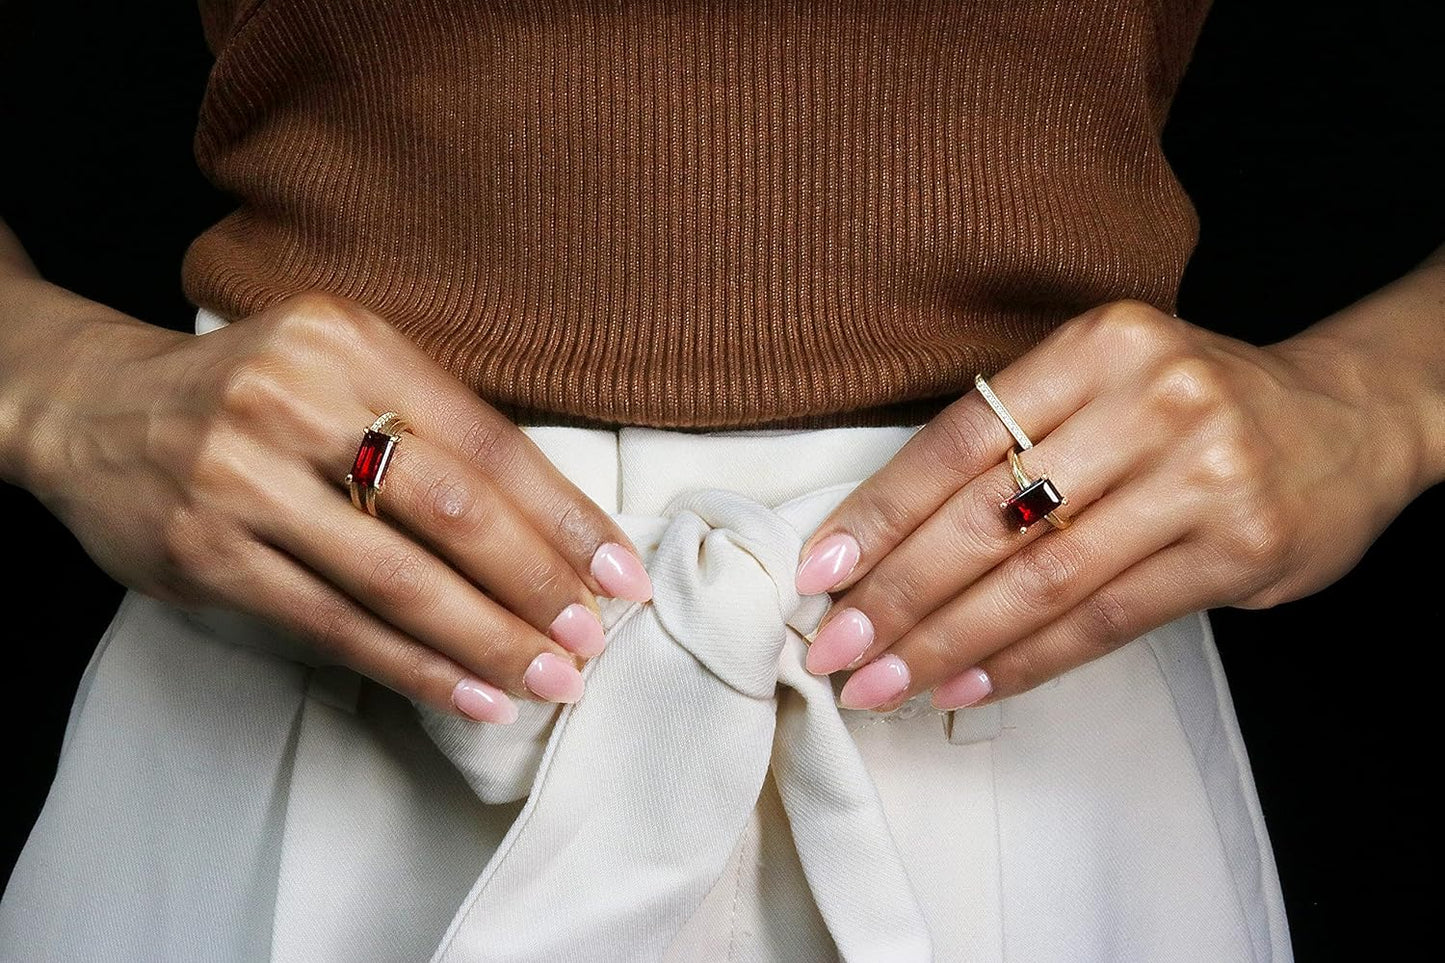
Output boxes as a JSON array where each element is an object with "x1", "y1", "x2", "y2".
[
  {"x1": 1001, "y1": 448, "x2": 1070, "y2": 533},
  {"x1": 345, "y1": 411, "x2": 411, "y2": 517}
]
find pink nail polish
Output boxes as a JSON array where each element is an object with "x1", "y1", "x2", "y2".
[
  {"x1": 838, "y1": 654, "x2": 911, "y2": 710},
  {"x1": 452, "y1": 678, "x2": 519, "y2": 725},
  {"x1": 591, "y1": 542, "x2": 654, "y2": 602},
  {"x1": 524, "y1": 652, "x2": 586, "y2": 703},
  {"x1": 806, "y1": 608, "x2": 875, "y2": 675},
  {"x1": 548, "y1": 602, "x2": 607, "y2": 658},
  {"x1": 932, "y1": 667, "x2": 993, "y2": 710},
  {"x1": 795, "y1": 532, "x2": 861, "y2": 595}
]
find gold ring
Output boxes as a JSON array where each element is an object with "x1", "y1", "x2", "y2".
[
  {"x1": 345, "y1": 411, "x2": 410, "y2": 517},
  {"x1": 1001, "y1": 448, "x2": 1071, "y2": 533}
]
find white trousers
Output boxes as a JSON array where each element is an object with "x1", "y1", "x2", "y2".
[{"x1": 0, "y1": 312, "x2": 1293, "y2": 962}]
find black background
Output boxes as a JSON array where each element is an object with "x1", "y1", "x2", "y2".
[{"x1": 2, "y1": 2, "x2": 1441, "y2": 959}]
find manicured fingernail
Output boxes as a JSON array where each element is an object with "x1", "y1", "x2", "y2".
[
  {"x1": 806, "y1": 607, "x2": 875, "y2": 675},
  {"x1": 548, "y1": 602, "x2": 607, "y2": 658},
  {"x1": 795, "y1": 532, "x2": 861, "y2": 595},
  {"x1": 452, "y1": 677, "x2": 519, "y2": 725},
  {"x1": 524, "y1": 652, "x2": 586, "y2": 703},
  {"x1": 591, "y1": 542, "x2": 654, "y2": 601},
  {"x1": 932, "y1": 667, "x2": 993, "y2": 710},
  {"x1": 838, "y1": 654, "x2": 911, "y2": 710}
]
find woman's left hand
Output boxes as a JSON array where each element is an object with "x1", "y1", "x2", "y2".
[{"x1": 793, "y1": 299, "x2": 1424, "y2": 712}]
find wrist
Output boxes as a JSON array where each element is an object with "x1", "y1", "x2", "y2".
[
  {"x1": 1272, "y1": 318, "x2": 1443, "y2": 506},
  {"x1": 0, "y1": 279, "x2": 178, "y2": 492}
]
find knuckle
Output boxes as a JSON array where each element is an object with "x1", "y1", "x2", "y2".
[
  {"x1": 362, "y1": 546, "x2": 435, "y2": 610},
  {"x1": 853, "y1": 486, "x2": 917, "y2": 548},
  {"x1": 1077, "y1": 588, "x2": 1133, "y2": 653},
  {"x1": 278, "y1": 290, "x2": 355, "y2": 328},
  {"x1": 155, "y1": 508, "x2": 242, "y2": 592},
  {"x1": 1190, "y1": 539, "x2": 1257, "y2": 605},
  {"x1": 1227, "y1": 507, "x2": 1289, "y2": 574},
  {"x1": 937, "y1": 481, "x2": 1011, "y2": 559},
  {"x1": 857, "y1": 563, "x2": 933, "y2": 631},
  {"x1": 189, "y1": 425, "x2": 248, "y2": 487},
  {"x1": 1082, "y1": 299, "x2": 1178, "y2": 358},
  {"x1": 1234, "y1": 581, "x2": 1284, "y2": 611},
  {"x1": 457, "y1": 630, "x2": 512, "y2": 680},
  {"x1": 456, "y1": 416, "x2": 514, "y2": 471},
  {"x1": 389, "y1": 642, "x2": 433, "y2": 697},
  {"x1": 272, "y1": 291, "x2": 375, "y2": 351},
  {"x1": 990, "y1": 647, "x2": 1050, "y2": 697},
  {"x1": 420, "y1": 469, "x2": 484, "y2": 537},
  {"x1": 513, "y1": 558, "x2": 570, "y2": 612},
  {"x1": 932, "y1": 401, "x2": 1000, "y2": 476},
  {"x1": 1239, "y1": 576, "x2": 1296, "y2": 611},
  {"x1": 302, "y1": 590, "x2": 360, "y2": 660},
  {"x1": 1145, "y1": 357, "x2": 1228, "y2": 423},
  {"x1": 548, "y1": 498, "x2": 595, "y2": 550},
  {"x1": 1191, "y1": 435, "x2": 1261, "y2": 491},
  {"x1": 216, "y1": 362, "x2": 289, "y2": 420},
  {"x1": 1010, "y1": 539, "x2": 1081, "y2": 608},
  {"x1": 962, "y1": 475, "x2": 1016, "y2": 543},
  {"x1": 157, "y1": 506, "x2": 214, "y2": 577}
]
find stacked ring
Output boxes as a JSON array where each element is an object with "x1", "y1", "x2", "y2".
[
  {"x1": 973, "y1": 374, "x2": 1072, "y2": 533},
  {"x1": 345, "y1": 411, "x2": 411, "y2": 516}
]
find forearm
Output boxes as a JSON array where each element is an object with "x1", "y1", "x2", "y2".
[
  {"x1": 1272, "y1": 242, "x2": 1445, "y2": 501},
  {"x1": 0, "y1": 217, "x2": 161, "y2": 489}
]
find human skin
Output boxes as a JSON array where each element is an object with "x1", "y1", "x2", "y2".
[
  {"x1": 5, "y1": 204, "x2": 1440, "y2": 723},
  {"x1": 0, "y1": 218, "x2": 656, "y2": 725},
  {"x1": 795, "y1": 243, "x2": 1445, "y2": 712}
]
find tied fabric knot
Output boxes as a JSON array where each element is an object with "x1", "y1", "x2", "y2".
[
  {"x1": 646, "y1": 487, "x2": 833, "y2": 700},
  {"x1": 419, "y1": 485, "x2": 934, "y2": 962}
]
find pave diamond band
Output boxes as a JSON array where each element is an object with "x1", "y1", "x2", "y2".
[{"x1": 973, "y1": 373, "x2": 1035, "y2": 450}]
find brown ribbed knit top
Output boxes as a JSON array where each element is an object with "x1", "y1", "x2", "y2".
[{"x1": 184, "y1": 0, "x2": 1211, "y2": 429}]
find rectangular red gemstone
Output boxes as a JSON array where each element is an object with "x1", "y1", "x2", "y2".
[
  {"x1": 1004, "y1": 477, "x2": 1063, "y2": 530},
  {"x1": 351, "y1": 429, "x2": 397, "y2": 487}
]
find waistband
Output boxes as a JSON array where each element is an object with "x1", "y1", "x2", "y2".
[{"x1": 517, "y1": 422, "x2": 924, "y2": 518}]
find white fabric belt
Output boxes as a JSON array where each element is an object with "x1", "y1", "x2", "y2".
[{"x1": 414, "y1": 482, "x2": 933, "y2": 961}]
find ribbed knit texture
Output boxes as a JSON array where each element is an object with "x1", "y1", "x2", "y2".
[{"x1": 184, "y1": 0, "x2": 1211, "y2": 429}]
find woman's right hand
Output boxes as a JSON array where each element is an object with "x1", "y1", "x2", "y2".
[{"x1": 15, "y1": 290, "x2": 653, "y2": 724}]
